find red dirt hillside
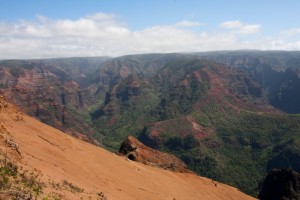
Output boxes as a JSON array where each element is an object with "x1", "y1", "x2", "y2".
[{"x1": 0, "y1": 98, "x2": 256, "y2": 200}]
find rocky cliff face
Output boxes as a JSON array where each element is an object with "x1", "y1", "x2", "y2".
[
  {"x1": 118, "y1": 136, "x2": 190, "y2": 173},
  {"x1": 258, "y1": 168, "x2": 300, "y2": 200},
  {"x1": 199, "y1": 51, "x2": 300, "y2": 113},
  {"x1": 0, "y1": 58, "x2": 107, "y2": 143}
]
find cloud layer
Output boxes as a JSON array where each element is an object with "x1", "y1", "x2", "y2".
[
  {"x1": 0, "y1": 13, "x2": 299, "y2": 59},
  {"x1": 220, "y1": 20, "x2": 261, "y2": 34}
]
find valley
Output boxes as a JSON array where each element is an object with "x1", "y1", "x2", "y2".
[
  {"x1": 1, "y1": 51, "x2": 300, "y2": 197},
  {"x1": 0, "y1": 96, "x2": 255, "y2": 200}
]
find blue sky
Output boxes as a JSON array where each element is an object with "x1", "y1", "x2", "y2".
[{"x1": 0, "y1": 0, "x2": 300, "y2": 59}]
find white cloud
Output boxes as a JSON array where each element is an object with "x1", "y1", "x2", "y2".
[
  {"x1": 220, "y1": 20, "x2": 261, "y2": 34},
  {"x1": 280, "y1": 28, "x2": 300, "y2": 36},
  {"x1": 174, "y1": 20, "x2": 204, "y2": 27},
  {"x1": 0, "y1": 13, "x2": 299, "y2": 59},
  {"x1": 220, "y1": 20, "x2": 243, "y2": 29},
  {"x1": 238, "y1": 24, "x2": 261, "y2": 34}
]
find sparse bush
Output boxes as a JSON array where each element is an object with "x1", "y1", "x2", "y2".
[
  {"x1": 62, "y1": 180, "x2": 84, "y2": 193},
  {"x1": 0, "y1": 156, "x2": 45, "y2": 199}
]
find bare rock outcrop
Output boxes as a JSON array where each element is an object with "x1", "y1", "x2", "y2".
[{"x1": 118, "y1": 135, "x2": 190, "y2": 173}]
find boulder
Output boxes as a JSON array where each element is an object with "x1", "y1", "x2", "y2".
[
  {"x1": 258, "y1": 168, "x2": 300, "y2": 200},
  {"x1": 119, "y1": 135, "x2": 190, "y2": 173}
]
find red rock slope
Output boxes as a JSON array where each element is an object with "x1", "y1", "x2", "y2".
[{"x1": 0, "y1": 98, "x2": 256, "y2": 200}]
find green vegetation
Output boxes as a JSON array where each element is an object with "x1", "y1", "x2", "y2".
[
  {"x1": 140, "y1": 108, "x2": 300, "y2": 196},
  {"x1": 0, "y1": 158, "x2": 45, "y2": 199},
  {"x1": 62, "y1": 180, "x2": 84, "y2": 193},
  {"x1": 0, "y1": 153, "x2": 86, "y2": 199},
  {"x1": 94, "y1": 58, "x2": 214, "y2": 149}
]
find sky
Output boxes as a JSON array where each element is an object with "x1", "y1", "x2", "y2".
[{"x1": 0, "y1": 0, "x2": 300, "y2": 59}]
